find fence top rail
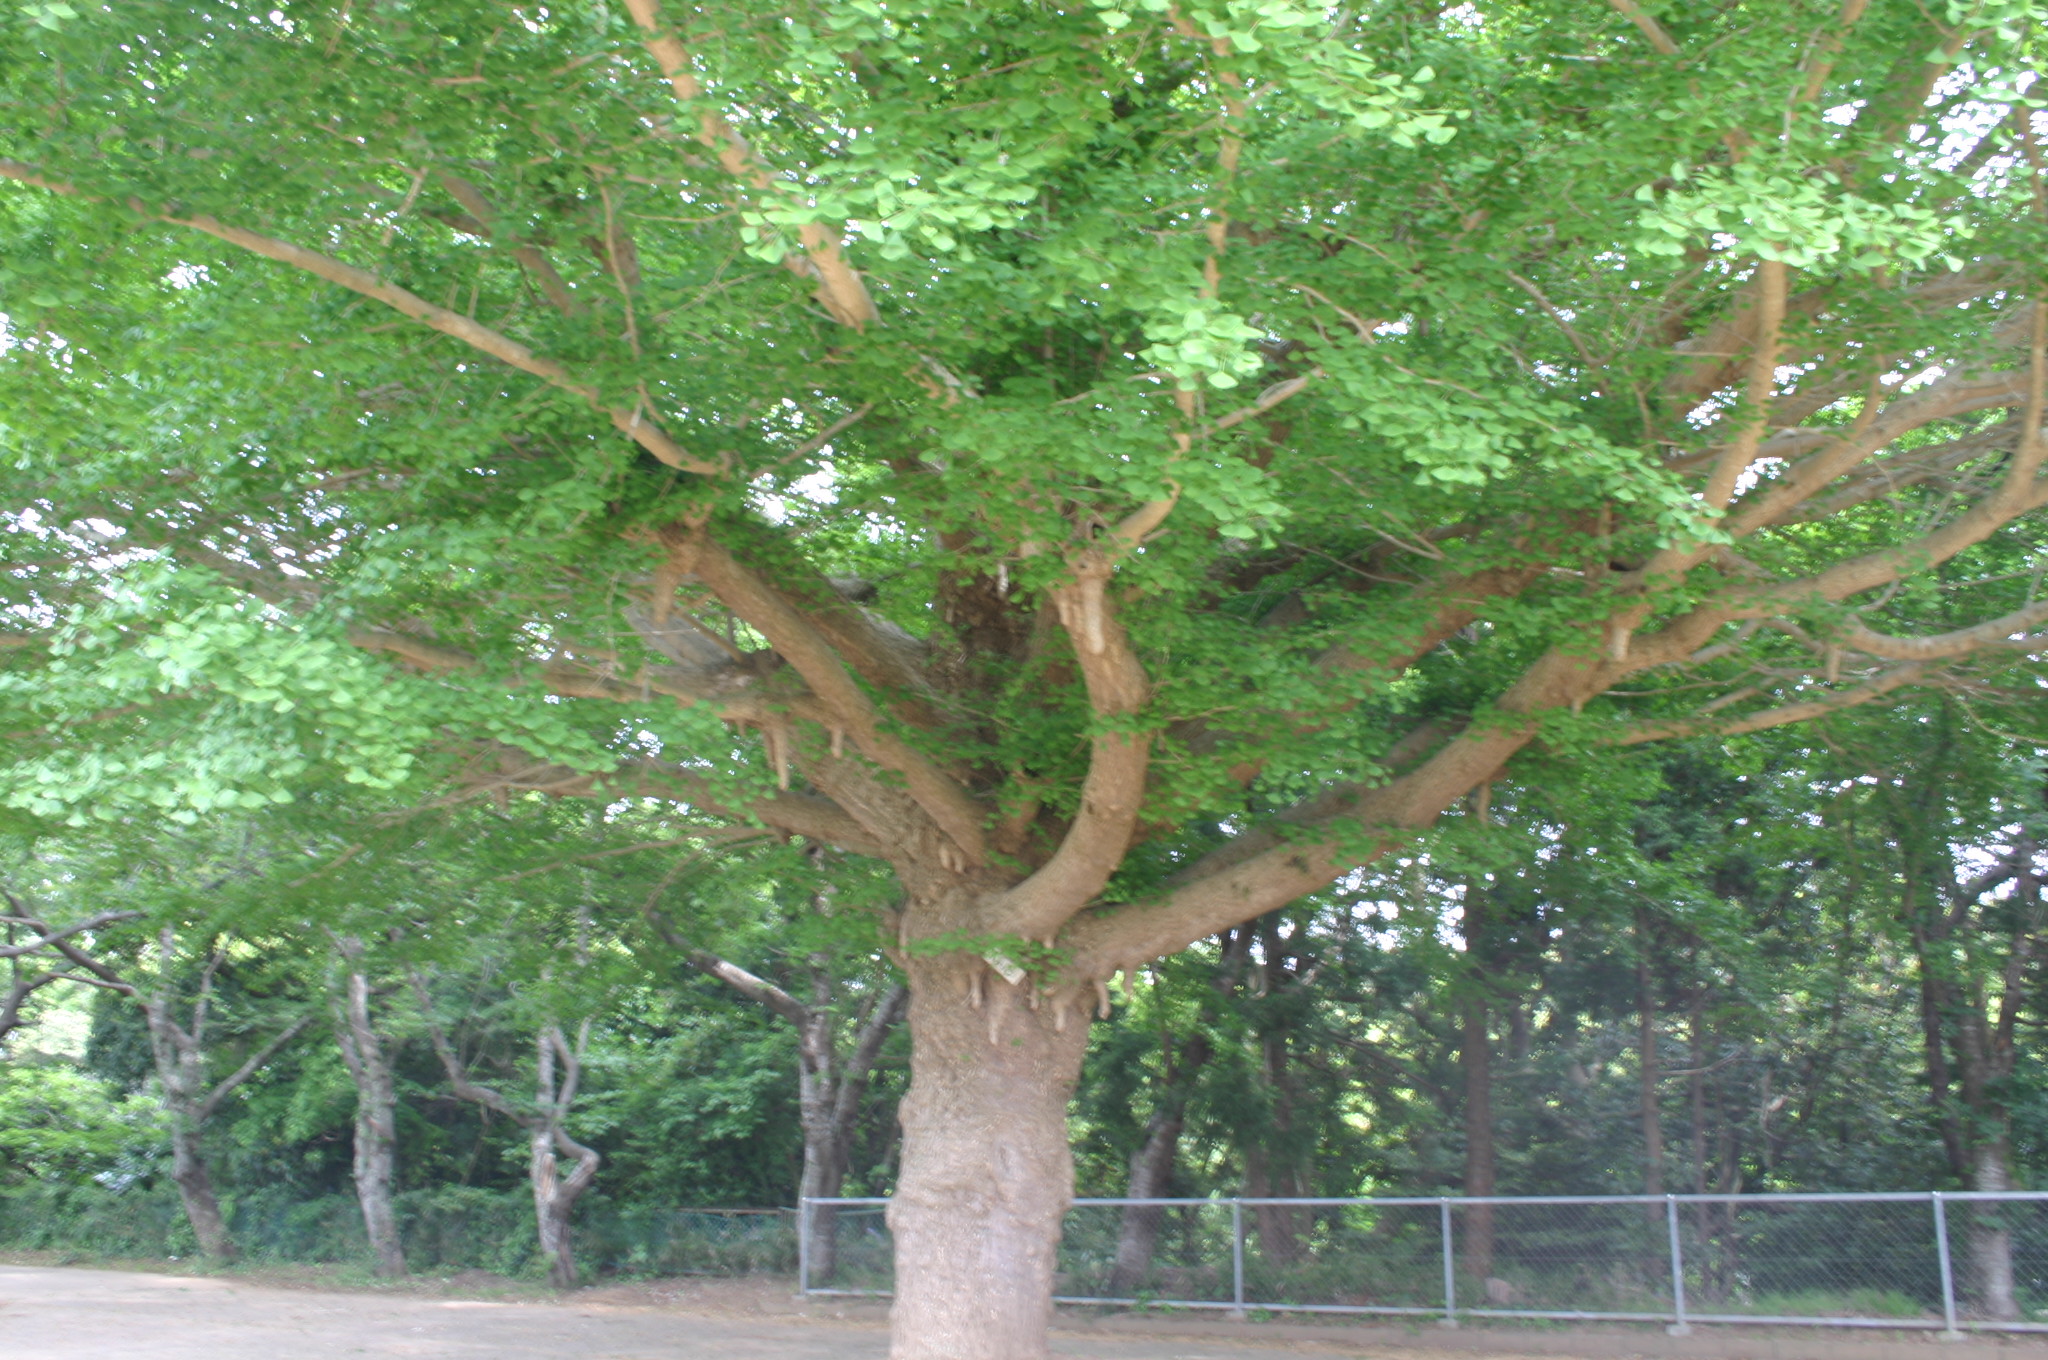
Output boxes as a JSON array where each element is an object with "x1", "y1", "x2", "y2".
[
  {"x1": 1068, "y1": 1197, "x2": 1245, "y2": 1207},
  {"x1": 1939, "y1": 1190, "x2": 2048, "y2": 1202},
  {"x1": 805, "y1": 1189, "x2": 2048, "y2": 1209}
]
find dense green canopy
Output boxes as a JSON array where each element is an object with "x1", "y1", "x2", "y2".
[{"x1": 3, "y1": 2, "x2": 2046, "y2": 1356}]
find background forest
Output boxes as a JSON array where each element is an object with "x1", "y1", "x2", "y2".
[{"x1": 6, "y1": 692, "x2": 2045, "y2": 1283}]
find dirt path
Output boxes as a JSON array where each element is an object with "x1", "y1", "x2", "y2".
[{"x1": 0, "y1": 1264, "x2": 1408, "y2": 1359}]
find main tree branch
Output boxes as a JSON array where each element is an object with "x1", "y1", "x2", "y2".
[
  {"x1": 660, "y1": 531, "x2": 987, "y2": 862},
  {"x1": 619, "y1": 0, "x2": 878, "y2": 329},
  {"x1": 0, "y1": 160, "x2": 719, "y2": 476},
  {"x1": 1615, "y1": 662, "x2": 1935, "y2": 745},
  {"x1": 988, "y1": 554, "x2": 1153, "y2": 940},
  {"x1": 1065, "y1": 644, "x2": 1606, "y2": 974}
]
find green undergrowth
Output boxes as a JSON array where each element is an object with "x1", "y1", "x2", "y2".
[{"x1": 0, "y1": 1182, "x2": 797, "y2": 1285}]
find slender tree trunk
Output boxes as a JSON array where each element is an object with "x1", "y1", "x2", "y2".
[
  {"x1": 1245, "y1": 1030, "x2": 1307, "y2": 1266},
  {"x1": 1248, "y1": 917, "x2": 1306, "y2": 1266},
  {"x1": 530, "y1": 1023, "x2": 600, "y2": 1290},
  {"x1": 1912, "y1": 925, "x2": 1970, "y2": 1178},
  {"x1": 1635, "y1": 909, "x2": 1664, "y2": 1212},
  {"x1": 530, "y1": 1124, "x2": 596, "y2": 1289},
  {"x1": 167, "y1": 1119, "x2": 235, "y2": 1262},
  {"x1": 1462, "y1": 880, "x2": 1496, "y2": 1284},
  {"x1": 143, "y1": 970, "x2": 238, "y2": 1263},
  {"x1": 1108, "y1": 1032, "x2": 1210, "y2": 1297},
  {"x1": 797, "y1": 977, "x2": 905, "y2": 1284},
  {"x1": 414, "y1": 976, "x2": 599, "y2": 1292},
  {"x1": 333, "y1": 953, "x2": 406, "y2": 1278},
  {"x1": 798, "y1": 1063, "x2": 851, "y2": 1283},
  {"x1": 1109, "y1": 1108, "x2": 1184, "y2": 1297},
  {"x1": 1688, "y1": 985, "x2": 1713, "y2": 1278},
  {"x1": 1462, "y1": 995, "x2": 1496, "y2": 1284},
  {"x1": 886, "y1": 955, "x2": 1091, "y2": 1360},
  {"x1": 1969, "y1": 1138, "x2": 2019, "y2": 1321},
  {"x1": 668, "y1": 932, "x2": 905, "y2": 1286},
  {"x1": 1955, "y1": 1000, "x2": 2019, "y2": 1321},
  {"x1": 796, "y1": 996, "x2": 844, "y2": 1283}
]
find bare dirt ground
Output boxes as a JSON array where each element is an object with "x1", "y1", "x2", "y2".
[
  {"x1": 0, "y1": 1261, "x2": 1473, "y2": 1360},
  {"x1": 5, "y1": 1260, "x2": 2043, "y2": 1360}
]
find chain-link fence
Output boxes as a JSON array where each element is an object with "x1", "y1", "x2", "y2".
[
  {"x1": 0, "y1": 1182, "x2": 797, "y2": 1280},
  {"x1": 799, "y1": 1192, "x2": 2048, "y2": 1335}
]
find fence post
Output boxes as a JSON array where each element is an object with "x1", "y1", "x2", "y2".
[
  {"x1": 1439, "y1": 1197, "x2": 1458, "y2": 1328},
  {"x1": 1665, "y1": 1194, "x2": 1691, "y2": 1336},
  {"x1": 1230, "y1": 1199, "x2": 1246, "y2": 1319},
  {"x1": 1933, "y1": 1191, "x2": 1964, "y2": 1341},
  {"x1": 797, "y1": 1197, "x2": 810, "y2": 1298}
]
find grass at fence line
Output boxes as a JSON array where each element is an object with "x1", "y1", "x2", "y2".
[
  {"x1": 0, "y1": 1183, "x2": 796, "y2": 1283},
  {"x1": 1719, "y1": 1287, "x2": 1932, "y2": 1319}
]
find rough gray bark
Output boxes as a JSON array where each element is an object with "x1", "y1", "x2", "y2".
[
  {"x1": 1244, "y1": 916, "x2": 1309, "y2": 1266},
  {"x1": 331, "y1": 938, "x2": 406, "y2": 1278},
  {"x1": 795, "y1": 974, "x2": 906, "y2": 1283},
  {"x1": 887, "y1": 953, "x2": 1092, "y2": 1360},
  {"x1": 166, "y1": 1118, "x2": 234, "y2": 1261}
]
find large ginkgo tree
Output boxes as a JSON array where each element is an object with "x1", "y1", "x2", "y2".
[{"x1": 3, "y1": 2, "x2": 2046, "y2": 1355}]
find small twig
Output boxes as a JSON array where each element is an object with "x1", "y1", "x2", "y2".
[
  {"x1": 1208, "y1": 371, "x2": 1318, "y2": 434},
  {"x1": 1504, "y1": 271, "x2": 1600, "y2": 371},
  {"x1": 381, "y1": 166, "x2": 429, "y2": 247},
  {"x1": 776, "y1": 402, "x2": 874, "y2": 466}
]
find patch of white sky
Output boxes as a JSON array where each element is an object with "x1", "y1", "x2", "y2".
[
  {"x1": 751, "y1": 460, "x2": 841, "y2": 524},
  {"x1": 0, "y1": 312, "x2": 75, "y2": 372},
  {"x1": 2, "y1": 504, "x2": 166, "y2": 632},
  {"x1": 1919, "y1": 66, "x2": 2039, "y2": 179},
  {"x1": 1953, "y1": 826, "x2": 2037, "y2": 896}
]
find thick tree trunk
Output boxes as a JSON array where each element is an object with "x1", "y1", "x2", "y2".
[
  {"x1": 333, "y1": 954, "x2": 406, "y2": 1278},
  {"x1": 168, "y1": 1120, "x2": 235, "y2": 1262},
  {"x1": 887, "y1": 956, "x2": 1091, "y2": 1360},
  {"x1": 1462, "y1": 996, "x2": 1496, "y2": 1284}
]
